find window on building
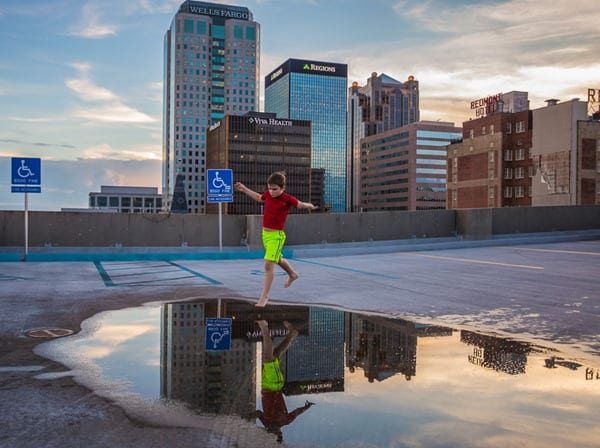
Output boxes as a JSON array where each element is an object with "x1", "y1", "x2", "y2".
[
  {"x1": 184, "y1": 20, "x2": 194, "y2": 33},
  {"x1": 516, "y1": 121, "x2": 526, "y2": 133},
  {"x1": 234, "y1": 25, "x2": 243, "y2": 39},
  {"x1": 515, "y1": 185, "x2": 524, "y2": 197},
  {"x1": 481, "y1": 126, "x2": 486, "y2": 135},
  {"x1": 504, "y1": 186, "x2": 513, "y2": 198},
  {"x1": 490, "y1": 124, "x2": 494, "y2": 135},
  {"x1": 506, "y1": 122, "x2": 512, "y2": 134},
  {"x1": 515, "y1": 148, "x2": 525, "y2": 160},
  {"x1": 515, "y1": 167, "x2": 525, "y2": 179},
  {"x1": 504, "y1": 168, "x2": 513, "y2": 179},
  {"x1": 97, "y1": 196, "x2": 107, "y2": 207},
  {"x1": 109, "y1": 197, "x2": 119, "y2": 207},
  {"x1": 504, "y1": 150, "x2": 513, "y2": 161},
  {"x1": 469, "y1": 129, "x2": 474, "y2": 139}
]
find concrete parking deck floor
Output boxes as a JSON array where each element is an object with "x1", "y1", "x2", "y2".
[{"x1": 1, "y1": 234, "x2": 599, "y2": 447}]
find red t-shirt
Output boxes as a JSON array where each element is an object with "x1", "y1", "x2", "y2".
[
  {"x1": 260, "y1": 191, "x2": 299, "y2": 230},
  {"x1": 259, "y1": 390, "x2": 296, "y2": 428}
]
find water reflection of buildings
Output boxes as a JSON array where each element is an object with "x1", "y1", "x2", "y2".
[
  {"x1": 160, "y1": 300, "x2": 316, "y2": 418},
  {"x1": 346, "y1": 314, "x2": 453, "y2": 382},
  {"x1": 283, "y1": 307, "x2": 345, "y2": 395},
  {"x1": 160, "y1": 301, "x2": 256, "y2": 418},
  {"x1": 461, "y1": 330, "x2": 531, "y2": 375}
]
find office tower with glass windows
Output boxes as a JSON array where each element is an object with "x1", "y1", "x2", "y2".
[
  {"x1": 347, "y1": 72, "x2": 419, "y2": 211},
  {"x1": 360, "y1": 121, "x2": 461, "y2": 211},
  {"x1": 206, "y1": 112, "x2": 312, "y2": 215},
  {"x1": 163, "y1": 1, "x2": 260, "y2": 213},
  {"x1": 265, "y1": 59, "x2": 348, "y2": 212}
]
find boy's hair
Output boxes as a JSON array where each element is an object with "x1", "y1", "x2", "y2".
[{"x1": 267, "y1": 171, "x2": 286, "y2": 188}]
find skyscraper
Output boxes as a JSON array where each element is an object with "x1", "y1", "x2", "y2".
[
  {"x1": 361, "y1": 121, "x2": 461, "y2": 211},
  {"x1": 162, "y1": 1, "x2": 260, "y2": 213},
  {"x1": 347, "y1": 72, "x2": 420, "y2": 211},
  {"x1": 265, "y1": 59, "x2": 348, "y2": 212}
]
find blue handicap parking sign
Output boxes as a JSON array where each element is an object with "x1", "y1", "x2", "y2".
[
  {"x1": 207, "y1": 169, "x2": 233, "y2": 202},
  {"x1": 11, "y1": 157, "x2": 42, "y2": 193},
  {"x1": 205, "y1": 317, "x2": 232, "y2": 351},
  {"x1": 12, "y1": 157, "x2": 41, "y2": 185}
]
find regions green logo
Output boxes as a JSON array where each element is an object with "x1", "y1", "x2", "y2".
[{"x1": 303, "y1": 64, "x2": 310, "y2": 70}]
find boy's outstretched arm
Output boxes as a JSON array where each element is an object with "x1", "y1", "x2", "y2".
[
  {"x1": 297, "y1": 201, "x2": 318, "y2": 211},
  {"x1": 235, "y1": 182, "x2": 263, "y2": 202}
]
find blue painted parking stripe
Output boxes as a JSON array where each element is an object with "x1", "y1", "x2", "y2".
[
  {"x1": 167, "y1": 261, "x2": 222, "y2": 285},
  {"x1": 114, "y1": 275, "x2": 199, "y2": 286},
  {"x1": 94, "y1": 261, "x2": 115, "y2": 287},
  {"x1": 94, "y1": 261, "x2": 222, "y2": 287},
  {"x1": 109, "y1": 268, "x2": 182, "y2": 279}
]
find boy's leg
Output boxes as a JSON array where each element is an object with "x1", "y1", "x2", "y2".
[
  {"x1": 257, "y1": 260, "x2": 275, "y2": 307},
  {"x1": 273, "y1": 320, "x2": 299, "y2": 358},
  {"x1": 278, "y1": 258, "x2": 299, "y2": 288},
  {"x1": 257, "y1": 320, "x2": 274, "y2": 362}
]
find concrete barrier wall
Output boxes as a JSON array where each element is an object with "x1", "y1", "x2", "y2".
[
  {"x1": 0, "y1": 205, "x2": 598, "y2": 248},
  {"x1": 491, "y1": 205, "x2": 600, "y2": 235},
  {"x1": 0, "y1": 211, "x2": 247, "y2": 247}
]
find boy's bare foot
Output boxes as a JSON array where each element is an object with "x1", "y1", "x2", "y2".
[
  {"x1": 284, "y1": 272, "x2": 299, "y2": 288},
  {"x1": 255, "y1": 296, "x2": 269, "y2": 307}
]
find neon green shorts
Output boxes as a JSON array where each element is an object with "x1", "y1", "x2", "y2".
[
  {"x1": 262, "y1": 357, "x2": 284, "y2": 391},
  {"x1": 262, "y1": 229, "x2": 286, "y2": 263}
]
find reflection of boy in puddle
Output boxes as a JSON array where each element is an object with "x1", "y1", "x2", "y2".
[{"x1": 256, "y1": 319, "x2": 315, "y2": 443}]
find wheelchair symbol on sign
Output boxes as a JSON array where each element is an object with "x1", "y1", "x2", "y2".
[
  {"x1": 212, "y1": 171, "x2": 229, "y2": 189},
  {"x1": 211, "y1": 330, "x2": 225, "y2": 349},
  {"x1": 17, "y1": 160, "x2": 35, "y2": 178}
]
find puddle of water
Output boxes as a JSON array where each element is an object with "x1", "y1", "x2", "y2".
[{"x1": 37, "y1": 299, "x2": 600, "y2": 447}]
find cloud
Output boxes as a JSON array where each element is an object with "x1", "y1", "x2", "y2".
[
  {"x1": 65, "y1": 63, "x2": 156, "y2": 124},
  {"x1": 80, "y1": 143, "x2": 161, "y2": 161},
  {"x1": 0, "y1": 156, "x2": 162, "y2": 211},
  {"x1": 69, "y1": 3, "x2": 118, "y2": 39},
  {"x1": 72, "y1": 103, "x2": 156, "y2": 124},
  {"x1": 0, "y1": 138, "x2": 76, "y2": 150}
]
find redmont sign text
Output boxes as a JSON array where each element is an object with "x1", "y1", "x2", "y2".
[{"x1": 471, "y1": 93, "x2": 502, "y2": 117}]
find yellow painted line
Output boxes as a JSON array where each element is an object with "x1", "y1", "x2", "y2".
[
  {"x1": 397, "y1": 252, "x2": 544, "y2": 270},
  {"x1": 504, "y1": 247, "x2": 600, "y2": 256}
]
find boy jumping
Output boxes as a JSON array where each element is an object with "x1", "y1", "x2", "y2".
[{"x1": 234, "y1": 171, "x2": 317, "y2": 307}]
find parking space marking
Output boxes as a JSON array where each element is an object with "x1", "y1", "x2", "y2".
[
  {"x1": 505, "y1": 247, "x2": 600, "y2": 256},
  {"x1": 397, "y1": 252, "x2": 544, "y2": 270},
  {"x1": 94, "y1": 261, "x2": 221, "y2": 287}
]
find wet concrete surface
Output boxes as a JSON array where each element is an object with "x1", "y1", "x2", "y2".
[{"x1": 1, "y1": 237, "x2": 599, "y2": 447}]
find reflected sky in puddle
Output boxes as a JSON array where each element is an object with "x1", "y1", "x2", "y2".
[{"x1": 39, "y1": 299, "x2": 600, "y2": 447}]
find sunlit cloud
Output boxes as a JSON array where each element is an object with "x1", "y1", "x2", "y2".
[
  {"x1": 8, "y1": 116, "x2": 69, "y2": 123},
  {"x1": 69, "y1": 3, "x2": 118, "y2": 39},
  {"x1": 72, "y1": 103, "x2": 155, "y2": 123},
  {"x1": 136, "y1": 0, "x2": 183, "y2": 14},
  {"x1": 81, "y1": 143, "x2": 161, "y2": 160},
  {"x1": 66, "y1": 63, "x2": 156, "y2": 124}
]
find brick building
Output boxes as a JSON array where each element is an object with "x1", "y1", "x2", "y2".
[{"x1": 447, "y1": 92, "x2": 533, "y2": 209}]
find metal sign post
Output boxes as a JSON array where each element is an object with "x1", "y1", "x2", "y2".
[
  {"x1": 206, "y1": 169, "x2": 233, "y2": 252},
  {"x1": 11, "y1": 157, "x2": 42, "y2": 261}
]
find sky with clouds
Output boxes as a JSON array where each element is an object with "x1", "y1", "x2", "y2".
[{"x1": 0, "y1": 0, "x2": 598, "y2": 211}]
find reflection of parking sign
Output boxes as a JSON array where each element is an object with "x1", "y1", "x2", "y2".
[
  {"x1": 206, "y1": 317, "x2": 232, "y2": 351},
  {"x1": 207, "y1": 169, "x2": 233, "y2": 203}
]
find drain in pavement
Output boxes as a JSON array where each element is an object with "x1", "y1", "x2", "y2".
[{"x1": 25, "y1": 328, "x2": 74, "y2": 339}]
